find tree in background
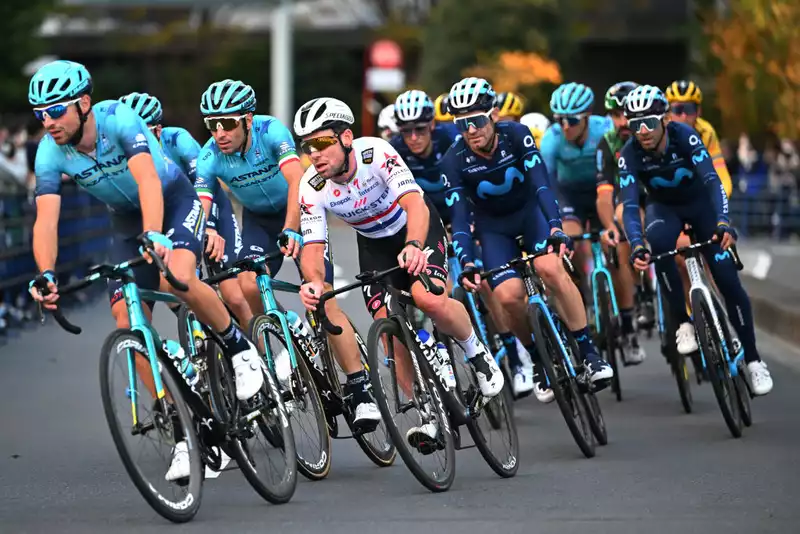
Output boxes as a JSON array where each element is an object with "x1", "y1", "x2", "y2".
[
  {"x1": 701, "y1": 0, "x2": 800, "y2": 139},
  {"x1": 418, "y1": 0, "x2": 574, "y2": 112}
]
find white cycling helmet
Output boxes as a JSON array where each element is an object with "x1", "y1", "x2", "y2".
[
  {"x1": 393, "y1": 90, "x2": 434, "y2": 124},
  {"x1": 520, "y1": 112, "x2": 551, "y2": 132},
  {"x1": 294, "y1": 97, "x2": 355, "y2": 137},
  {"x1": 377, "y1": 104, "x2": 398, "y2": 133}
]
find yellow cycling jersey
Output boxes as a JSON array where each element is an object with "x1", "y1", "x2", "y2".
[{"x1": 694, "y1": 117, "x2": 732, "y2": 199}]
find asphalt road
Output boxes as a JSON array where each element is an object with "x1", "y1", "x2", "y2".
[{"x1": 2, "y1": 222, "x2": 799, "y2": 534}]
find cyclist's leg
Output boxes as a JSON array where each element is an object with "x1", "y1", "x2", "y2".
[
  {"x1": 236, "y1": 208, "x2": 285, "y2": 315},
  {"x1": 213, "y1": 193, "x2": 252, "y2": 326},
  {"x1": 612, "y1": 203, "x2": 647, "y2": 363}
]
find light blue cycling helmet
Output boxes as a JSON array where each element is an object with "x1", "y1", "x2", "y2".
[
  {"x1": 550, "y1": 82, "x2": 594, "y2": 115},
  {"x1": 28, "y1": 60, "x2": 93, "y2": 106},
  {"x1": 200, "y1": 79, "x2": 256, "y2": 116},
  {"x1": 394, "y1": 90, "x2": 434, "y2": 124},
  {"x1": 119, "y1": 92, "x2": 163, "y2": 125}
]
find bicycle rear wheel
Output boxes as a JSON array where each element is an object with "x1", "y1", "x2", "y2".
[
  {"x1": 691, "y1": 292, "x2": 742, "y2": 438},
  {"x1": 597, "y1": 276, "x2": 622, "y2": 402},
  {"x1": 529, "y1": 306, "x2": 595, "y2": 458},
  {"x1": 367, "y1": 318, "x2": 455, "y2": 492},
  {"x1": 99, "y1": 329, "x2": 203, "y2": 523}
]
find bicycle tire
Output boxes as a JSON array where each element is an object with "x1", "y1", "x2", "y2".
[
  {"x1": 596, "y1": 276, "x2": 622, "y2": 402},
  {"x1": 291, "y1": 339, "x2": 332, "y2": 481},
  {"x1": 671, "y1": 350, "x2": 694, "y2": 414},
  {"x1": 560, "y1": 326, "x2": 608, "y2": 446},
  {"x1": 343, "y1": 320, "x2": 397, "y2": 467},
  {"x1": 712, "y1": 299, "x2": 753, "y2": 428},
  {"x1": 691, "y1": 291, "x2": 742, "y2": 438},
  {"x1": 366, "y1": 318, "x2": 455, "y2": 492},
  {"x1": 528, "y1": 306, "x2": 595, "y2": 458},
  {"x1": 99, "y1": 329, "x2": 203, "y2": 523}
]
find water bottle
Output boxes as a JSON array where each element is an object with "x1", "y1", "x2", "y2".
[
  {"x1": 436, "y1": 342, "x2": 456, "y2": 389},
  {"x1": 163, "y1": 339, "x2": 198, "y2": 387},
  {"x1": 286, "y1": 310, "x2": 310, "y2": 338},
  {"x1": 417, "y1": 329, "x2": 445, "y2": 385}
]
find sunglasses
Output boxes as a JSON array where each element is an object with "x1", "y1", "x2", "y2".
[
  {"x1": 554, "y1": 114, "x2": 587, "y2": 128},
  {"x1": 33, "y1": 98, "x2": 81, "y2": 122},
  {"x1": 300, "y1": 135, "x2": 338, "y2": 155},
  {"x1": 204, "y1": 115, "x2": 247, "y2": 132},
  {"x1": 453, "y1": 110, "x2": 492, "y2": 132},
  {"x1": 399, "y1": 124, "x2": 431, "y2": 136},
  {"x1": 629, "y1": 115, "x2": 664, "y2": 133},
  {"x1": 670, "y1": 103, "x2": 698, "y2": 116}
]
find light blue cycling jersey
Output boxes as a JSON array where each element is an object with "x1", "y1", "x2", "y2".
[
  {"x1": 194, "y1": 115, "x2": 299, "y2": 215},
  {"x1": 35, "y1": 100, "x2": 184, "y2": 212},
  {"x1": 539, "y1": 115, "x2": 613, "y2": 191},
  {"x1": 160, "y1": 126, "x2": 200, "y2": 183}
]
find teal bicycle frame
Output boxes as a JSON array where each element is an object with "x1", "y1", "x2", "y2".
[{"x1": 580, "y1": 232, "x2": 620, "y2": 334}]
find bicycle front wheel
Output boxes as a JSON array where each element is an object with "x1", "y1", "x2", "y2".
[
  {"x1": 99, "y1": 329, "x2": 203, "y2": 523},
  {"x1": 367, "y1": 318, "x2": 455, "y2": 492}
]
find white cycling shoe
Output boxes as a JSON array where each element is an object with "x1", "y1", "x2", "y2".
[
  {"x1": 676, "y1": 322, "x2": 699, "y2": 354},
  {"x1": 232, "y1": 341, "x2": 264, "y2": 401},
  {"x1": 747, "y1": 360, "x2": 773, "y2": 396},
  {"x1": 165, "y1": 440, "x2": 190, "y2": 482}
]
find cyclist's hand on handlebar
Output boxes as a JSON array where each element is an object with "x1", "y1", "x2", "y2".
[
  {"x1": 461, "y1": 263, "x2": 481, "y2": 292},
  {"x1": 204, "y1": 228, "x2": 225, "y2": 262},
  {"x1": 548, "y1": 228, "x2": 572, "y2": 259},
  {"x1": 602, "y1": 227, "x2": 619, "y2": 247},
  {"x1": 630, "y1": 244, "x2": 651, "y2": 271},
  {"x1": 713, "y1": 223, "x2": 737, "y2": 251},
  {"x1": 142, "y1": 231, "x2": 173, "y2": 266},
  {"x1": 278, "y1": 229, "x2": 303, "y2": 259},
  {"x1": 398, "y1": 242, "x2": 428, "y2": 276},
  {"x1": 29, "y1": 271, "x2": 59, "y2": 310},
  {"x1": 300, "y1": 280, "x2": 324, "y2": 311}
]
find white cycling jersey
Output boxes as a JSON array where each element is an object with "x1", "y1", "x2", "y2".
[{"x1": 299, "y1": 137, "x2": 423, "y2": 243}]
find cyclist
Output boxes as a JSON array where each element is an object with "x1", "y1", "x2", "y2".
[
  {"x1": 377, "y1": 104, "x2": 398, "y2": 141},
  {"x1": 433, "y1": 93, "x2": 453, "y2": 125},
  {"x1": 27, "y1": 61, "x2": 262, "y2": 481},
  {"x1": 293, "y1": 96, "x2": 504, "y2": 448},
  {"x1": 520, "y1": 112, "x2": 551, "y2": 149},
  {"x1": 495, "y1": 91, "x2": 526, "y2": 122},
  {"x1": 665, "y1": 80, "x2": 734, "y2": 326},
  {"x1": 442, "y1": 77, "x2": 613, "y2": 404},
  {"x1": 619, "y1": 85, "x2": 772, "y2": 395},
  {"x1": 119, "y1": 92, "x2": 250, "y2": 327},
  {"x1": 595, "y1": 81, "x2": 647, "y2": 364},
  {"x1": 391, "y1": 89, "x2": 533, "y2": 398}
]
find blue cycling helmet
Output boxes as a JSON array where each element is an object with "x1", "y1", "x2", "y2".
[
  {"x1": 447, "y1": 77, "x2": 496, "y2": 115},
  {"x1": 550, "y1": 82, "x2": 594, "y2": 115},
  {"x1": 119, "y1": 92, "x2": 163, "y2": 125},
  {"x1": 200, "y1": 79, "x2": 256, "y2": 116},
  {"x1": 28, "y1": 60, "x2": 93, "y2": 106},
  {"x1": 394, "y1": 90, "x2": 434, "y2": 124},
  {"x1": 624, "y1": 85, "x2": 669, "y2": 119}
]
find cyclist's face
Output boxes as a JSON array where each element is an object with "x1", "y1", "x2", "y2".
[
  {"x1": 610, "y1": 110, "x2": 631, "y2": 138},
  {"x1": 399, "y1": 121, "x2": 434, "y2": 155},
  {"x1": 303, "y1": 128, "x2": 352, "y2": 178},
  {"x1": 562, "y1": 116, "x2": 588, "y2": 142},
  {"x1": 460, "y1": 108, "x2": 498, "y2": 152},
  {"x1": 634, "y1": 120, "x2": 663, "y2": 150},
  {"x1": 669, "y1": 102, "x2": 699, "y2": 128},
  {"x1": 209, "y1": 114, "x2": 252, "y2": 154},
  {"x1": 37, "y1": 96, "x2": 90, "y2": 145}
]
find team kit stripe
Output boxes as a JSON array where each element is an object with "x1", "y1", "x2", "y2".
[{"x1": 278, "y1": 151, "x2": 299, "y2": 168}]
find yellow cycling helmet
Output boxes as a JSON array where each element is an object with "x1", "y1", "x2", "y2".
[
  {"x1": 665, "y1": 80, "x2": 703, "y2": 104},
  {"x1": 496, "y1": 92, "x2": 526, "y2": 118},
  {"x1": 434, "y1": 93, "x2": 453, "y2": 122}
]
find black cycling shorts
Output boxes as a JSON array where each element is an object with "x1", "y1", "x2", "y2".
[{"x1": 357, "y1": 199, "x2": 448, "y2": 317}]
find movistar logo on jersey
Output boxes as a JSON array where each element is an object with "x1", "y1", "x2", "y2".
[
  {"x1": 523, "y1": 154, "x2": 542, "y2": 171},
  {"x1": 415, "y1": 174, "x2": 447, "y2": 193},
  {"x1": 714, "y1": 251, "x2": 731, "y2": 263},
  {"x1": 650, "y1": 168, "x2": 693, "y2": 189},
  {"x1": 619, "y1": 175, "x2": 635, "y2": 188},
  {"x1": 445, "y1": 191, "x2": 460, "y2": 207},
  {"x1": 477, "y1": 167, "x2": 524, "y2": 199},
  {"x1": 534, "y1": 239, "x2": 547, "y2": 252},
  {"x1": 691, "y1": 150, "x2": 709, "y2": 165}
]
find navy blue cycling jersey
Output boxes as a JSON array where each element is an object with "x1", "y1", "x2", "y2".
[
  {"x1": 389, "y1": 123, "x2": 460, "y2": 223},
  {"x1": 619, "y1": 121, "x2": 729, "y2": 249},
  {"x1": 440, "y1": 121, "x2": 561, "y2": 265}
]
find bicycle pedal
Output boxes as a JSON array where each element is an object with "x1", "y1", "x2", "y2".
[{"x1": 351, "y1": 418, "x2": 380, "y2": 436}]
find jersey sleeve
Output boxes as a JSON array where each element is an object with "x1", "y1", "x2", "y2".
[
  {"x1": 194, "y1": 146, "x2": 220, "y2": 203},
  {"x1": 298, "y1": 173, "x2": 328, "y2": 245},
  {"x1": 704, "y1": 125, "x2": 733, "y2": 198},
  {"x1": 33, "y1": 139, "x2": 64, "y2": 197},
  {"x1": 375, "y1": 139, "x2": 423, "y2": 201},
  {"x1": 440, "y1": 147, "x2": 475, "y2": 265},
  {"x1": 595, "y1": 137, "x2": 615, "y2": 193},
  {"x1": 682, "y1": 127, "x2": 729, "y2": 226},
  {"x1": 515, "y1": 127, "x2": 561, "y2": 230},
  {"x1": 264, "y1": 119, "x2": 301, "y2": 171},
  {"x1": 175, "y1": 129, "x2": 201, "y2": 183},
  {"x1": 538, "y1": 126, "x2": 559, "y2": 185},
  {"x1": 618, "y1": 144, "x2": 646, "y2": 248},
  {"x1": 108, "y1": 103, "x2": 152, "y2": 159}
]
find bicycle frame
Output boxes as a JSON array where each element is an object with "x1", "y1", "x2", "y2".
[{"x1": 583, "y1": 236, "x2": 620, "y2": 334}]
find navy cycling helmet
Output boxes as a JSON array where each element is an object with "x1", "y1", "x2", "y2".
[{"x1": 550, "y1": 82, "x2": 594, "y2": 115}]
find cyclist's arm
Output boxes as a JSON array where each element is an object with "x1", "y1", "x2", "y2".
[
  {"x1": 32, "y1": 154, "x2": 63, "y2": 272},
  {"x1": 439, "y1": 148, "x2": 474, "y2": 264},
  {"x1": 520, "y1": 130, "x2": 562, "y2": 231},
  {"x1": 298, "y1": 179, "x2": 328, "y2": 284},
  {"x1": 195, "y1": 147, "x2": 220, "y2": 221},
  {"x1": 685, "y1": 135, "x2": 730, "y2": 226},
  {"x1": 618, "y1": 149, "x2": 645, "y2": 248},
  {"x1": 595, "y1": 138, "x2": 616, "y2": 230},
  {"x1": 175, "y1": 129, "x2": 201, "y2": 183},
  {"x1": 266, "y1": 120, "x2": 302, "y2": 231},
  {"x1": 538, "y1": 126, "x2": 559, "y2": 188},
  {"x1": 705, "y1": 127, "x2": 732, "y2": 198}
]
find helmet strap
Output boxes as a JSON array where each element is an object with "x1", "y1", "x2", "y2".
[
  {"x1": 331, "y1": 132, "x2": 354, "y2": 179},
  {"x1": 68, "y1": 102, "x2": 89, "y2": 146},
  {"x1": 238, "y1": 119, "x2": 250, "y2": 159}
]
